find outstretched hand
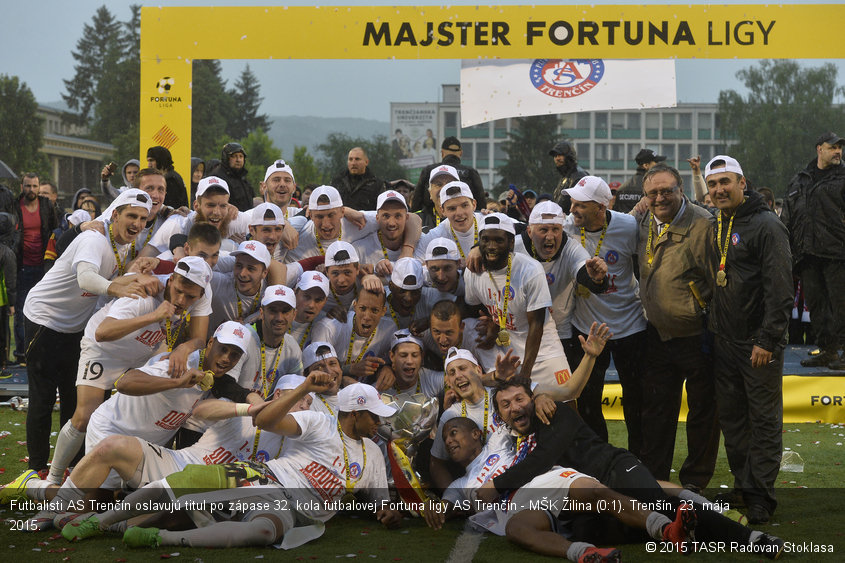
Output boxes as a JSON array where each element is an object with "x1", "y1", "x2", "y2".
[{"x1": 579, "y1": 322, "x2": 611, "y2": 358}]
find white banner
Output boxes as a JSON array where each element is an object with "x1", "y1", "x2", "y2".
[{"x1": 460, "y1": 59, "x2": 676, "y2": 127}]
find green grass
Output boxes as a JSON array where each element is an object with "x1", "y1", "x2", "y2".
[{"x1": 1, "y1": 409, "x2": 844, "y2": 561}]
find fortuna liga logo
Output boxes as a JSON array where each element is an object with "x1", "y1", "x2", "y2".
[
  {"x1": 156, "y1": 76, "x2": 175, "y2": 93},
  {"x1": 529, "y1": 59, "x2": 605, "y2": 99}
]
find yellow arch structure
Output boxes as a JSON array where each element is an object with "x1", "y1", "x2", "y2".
[{"x1": 139, "y1": 4, "x2": 845, "y2": 173}]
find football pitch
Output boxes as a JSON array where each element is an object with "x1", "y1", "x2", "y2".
[{"x1": 1, "y1": 409, "x2": 843, "y2": 561}]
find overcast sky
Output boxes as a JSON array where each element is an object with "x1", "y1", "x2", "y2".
[{"x1": 3, "y1": 0, "x2": 843, "y2": 121}]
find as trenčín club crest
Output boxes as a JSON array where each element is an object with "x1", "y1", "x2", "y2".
[{"x1": 529, "y1": 59, "x2": 605, "y2": 99}]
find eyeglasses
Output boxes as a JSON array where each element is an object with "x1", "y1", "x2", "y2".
[{"x1": 643, "y1": 186, "x2": 679, "y2": 200}]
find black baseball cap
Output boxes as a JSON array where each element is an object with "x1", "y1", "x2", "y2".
[
  {"x1": 634, "y1": 149, "x2": 667, "y2": 165},
  {"x1": 442, "y1": 136, "x2": 462, "y2": 151},
  {"x1": 816, "y1": 132, "x2": 845, "y2": 147}
]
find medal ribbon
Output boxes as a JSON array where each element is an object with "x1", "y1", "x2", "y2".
[
  {"x1": 646, "y1": 216, "x2": 672, "y2": 266},
  {"x1": 338, "y1": 421, "x2": 366, "y2": 494},
  {"x1": 716, "y1": 210, "x2": 738, "y2": 280},
  {"x1": 259, "y1": 341, "x2": 283, "y2": 399},
  {"x1": 461, "y1": 389, "x2": 489, "y2": 439},
  {"x1": 345, "y1": 318, "x2": 378, "y2": 365},
  {"x1": 579, "y1": 222, "x2": 608, "y2": 258},
  {"x1": 108, "y1": 223, "x2": 135, "y2": 276},
  {"x1": 450, "y1": 216, "x2": 478, "y2": 262},
  {"x1": 487, "y1": 254, "x2": 512, "y2": 334},
  {"x1": 236, "y1": 283, "x2": 261, "y2": 320},
  {"x1": 165, "y1": 311, "x2": 188, "y2": 352},
  {"x1": 315, "y1": 224, "x2": 342, "y2": 256}
]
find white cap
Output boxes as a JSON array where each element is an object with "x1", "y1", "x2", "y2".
[
  {"x1": 197, "y1": 176, "x2": 229, "y2": 197},
  {"x1": 67, "y1": 209, "x2": 92, "y2": 227},
  {"x1": 377, "y1": 190, "x2": 408, "y2": 211},
  {"x1": 212, "y1": 321, "x2": 250, "y2": 353},
  {"x1": 111, "y1": 188, "x2": 153, "y2": 214},
  {"x1": 296, "y1": 271, "x2": 330, "y2": 296},
  {"x1": 231, "y1": 240, "x2": 272, "y2": 268},
  {"x1": 478, "y1": 212, "x2": 516, "y2": 235},
  {"x1": 261, "y1": 284, "x2": 296, "y2": 309},
  {"x1": 429, "y1": 164, "x2": 459, "y2": 183},
  {"x1": 325, "y1": 241, "x2": 359, "y2": 267},
  {"x1": 528, "y1": 201, "x2": 566, "y2": 226},
  {"x1": 173, "y1": 255, "x2": 213, "y2": 291},
  {"x1": 337, "y1": 382, "x2": 397, "y2": 417},
  {"x1": 444, "y1": 347, "x2": 479, "y2": 371},
  {"x1": 564, "y1": 176, "x2": 612, "y2": 206},
  {"x1": 309, "y1": 185, "x2": 343, "y2": 210},
  {"x1": 704, "y1": 155, "x2": 744, "y2": 178},
  {"x1": 391, "y1": 329, "x2": 423, "y2": 351},
  {"x1": 424, "y1": 237, "x2": 460, "y2": 262},
  {"x1": 250, "y1": 202, "x2": 285, "y2": 227},
  {"x1": 273, "y1": 374, "x2": 305, "y2": 392},
  {"x1": 439, "y1": 181, "x2": 474, "y2": 205},
  {"x1": 391, "y1": 257, "x2": 424, "y2": 290},
  {"x1": 302, "y1": 341, "x2": 338, "y2": 370},
  {"x1": 263, "y1": 159, "x2": 295, "y2": 184}
]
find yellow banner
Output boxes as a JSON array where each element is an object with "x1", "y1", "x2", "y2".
[
  {"x1": 602, "y1": 376, "x2": 845, "y2": 424},
  {"x1": 141, "y1": 5, "x2": 843, "y2": 61}
]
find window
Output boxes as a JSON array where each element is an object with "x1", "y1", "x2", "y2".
[
  {"x1": 576, "y1": 143, "x2": 591, "y2": 161},
  {"x1": 595, "y1": 112, "x2": 608, "y2": 130},
  {"x1": 678, "y1": 144, "x2": 692, "y2": 162},
  {"x1": 661, "y1": 144, "x2": 676, "y2": 161},
  {"x1": 678, "y1": 113, "x2": 692, "y2": 130},
  {"x1": 444, "y1": 112, "x2": 457, "y2": 128},
  {"x1": 611, "y1": 144, "x2": 625, "y2": 160},
  {"x1": 611, "y1": 113, "x2": 626, "y2": 130},
  {"x1": 493, "y1": 142, "x2": 507, "y2": 160},
  {"x1": 576, "y1": 113, "x2": 591, "y2": 129},
  {"x1": 627, "y1": 112, "x2": 641, "y2": 130},
  {"x1": 594, "y1": 143, "x2": 610, "y2": 160},
  {"x1": 462, "y1": 143, "x2": 473, "y2": 161}
]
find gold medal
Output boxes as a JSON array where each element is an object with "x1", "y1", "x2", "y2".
[
  {"x1": 497, "y1": 329, "x2": 510, "y2": 347},
  {"x1": 576, "y1": 284, "x2": 591, "y2": 298},
  {"x1": 341, "y1": 492, "x2": 357, "y2": 505},
  {"x1": 716, "y1": 270, "x2": 727, "y2": 287}
]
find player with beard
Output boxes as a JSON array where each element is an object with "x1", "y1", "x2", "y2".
[
  {"x1": 240, "y1": 285, "x2": 303, "y2": 394},
  {"x1": 563, "y1": 176, "x2": 647, "y2": 454},
  {"x1": 63, "y1": 381, "x2": 400, "y2": 548},
  {"x1": 464, "y1": 213, "x2": 577, "y2": 400},
  {"x1": 260, "y1": 159, "x2": 299, "y2": 220},
  {"x1": 139, "y1": 176, "x2": 251, "y2": 258},
  {"x1": 290, "y1": 271, "x2": 330, "y2": 349},
  {"x1": 312, "y1": 287, "x2": 396, "y2": 388},
  {"x1": 208, "y1": 240, "x2": 270, "y2": 336},
  {"x1": 354, "y1": 190, "x2": 412, "y2": 277},
  {"x1": 44, "y1": 256, "x2": 212, "y2": 486},
  {"x1": 303, "y1": 341, "x2": 343, "y2": 419},
  {"x1": 22, "y1": 189, "x2": 161, "y2": 477},
  {"x1": 472, "y1": 379, "x2": 784, "y2": 559}
]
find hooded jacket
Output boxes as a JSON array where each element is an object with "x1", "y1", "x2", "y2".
[
  {"x1": 331, "y1": 166, "x2": 385, "y2": 212},
  {"x1": 189, "y1": 157, "x2": 204, "y2": 204},
  {"x1": 101, "y1": 158, "x2": 142, "y2": 201},
  {"x1": 707, "y1": 190, "x2": 792, "y2": 352},
  {"x1": 147, "y1": 146, "x2": 188, "y2": 209},
  {"x1": 551, "y1": 158, "x2": 588, "y2": 214},
  {"x1": 208, "y1": 152, "x2": 252, "y2": 212},
  {"x1": 781, "y1": 159, "x2": 845, "y2": 266}
]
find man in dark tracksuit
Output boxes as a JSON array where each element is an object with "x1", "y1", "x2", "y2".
[
  {"x1": 781, "y1": 132, "x2": 845, "y2": 368},
  {"x1": 475, "y1": 379, "x2": 783, "y2": 557},
  {"x1": 704, "y1": 156, "x2": 792, "y2": 525}
]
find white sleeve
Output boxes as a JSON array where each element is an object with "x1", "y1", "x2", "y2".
[
  {"x1": 76, "y1": 261, "x2": 113, "y2": 295},
  {"x1": 310, "y1": 318, "x2": 338, "y2": 347},
  {"x1": 289, "y1": 215, "x2": 309, "y2": 234},
  {"x1": 523, "y1": 266, "x2": 553, "y2": 312},
  {"x1": 285, "y1": 262, "x2": 303, "y2": 287},
  {"x1": 215, "y1": 254, "x2": 236, "y2": 273},
  {"x1": 462, "y1": 271, "x2": 481, "y2": 306}
]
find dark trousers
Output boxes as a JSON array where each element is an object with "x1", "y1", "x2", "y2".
[
  {"x1": 569, "y1": 452, "x2": 752, "y2": 546},
  {"x1": 713, "y1": 335, "x2": 783, "y2": 513},
  {"x1": 24, "y1": 318, "x2": 81, "y2": 471},
  {"x1": 799, "y1": 256, "x2": 845, "y2": 352},
  {"x1": 564, "y1": 329, "x2": 646, "y2": 457},
  {"x1": 15, "y1": 265, "x2": 44, "y2": 359},
  {"x1": 639, "y1": 323, "x2": 721, "y2": 489}
]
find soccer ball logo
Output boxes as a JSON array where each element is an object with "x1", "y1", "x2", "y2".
[{"x1": 156, "y1": 77, "x2": 175, "y2": 94}]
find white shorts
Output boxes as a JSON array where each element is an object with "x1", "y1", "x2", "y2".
[
  {"x1": 529, "y1": 356, "x2": 574, "y2": 400},
  {"x1": 468, "y1": 465, "x2": 594, "y2": 536},
  {"x1": 130, "y1": 438, "x2": 196, "y2": 488},
  {"x1": 76, "y1": 338, "x2": 132, "y2": 390}
]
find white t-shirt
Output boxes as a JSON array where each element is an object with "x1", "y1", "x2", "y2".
[
  {"x1": 147, "y1": 210, "x2": 251, "y2": 254},
  {"x1": 563, "y1": 211, "x2": 647, "y2": 338},
  {"x1": 289, "y1": 319, "x2": 317, "y2": 350},
  {"x1": 431, "y1": 387, "x2": 498, "y2": 460},
  {"x1": 353, "y1": 231, "x2": 402, "y2": 270},
  {"x1": 86, "y1": 351, "x2": 209, "y2": 449},
  {"x1": 24, "y1": 230, "x2": 127, "y2": 333},
  {"x1": 418, "y1": 279, "x2": 465, "y2": 310},
  {"x1": 514, "y1": 235, "x2": 588, "y2": 340},
  {"x1": 208, "y1": 272, "x2": 266, "y2": 335},
  {"x1": 389, "y1": 368, "x2": 445, "y2": 402},
  {"x1": 464, "y1": 252, "x2": 565, "y2": 362},
  {"x1": 239, "y1": 327, "x2": 304, "y2": 393},
  {"x1": 311, "y1": 310, "x2": 396, "y2": 367},
  {"x1": 285, "y1": 212, "x2": 378, "y2": 263},
  {"x1": 183, "y1": 413, "x2": 286, "y2": 467},
  {"x1": 80, "y1": 273, "x2": 213, "y2": 370},
  {"x1": 441, "y1": 425, "x2": 518, "y2": 504},
  {"x1": 310, "y1": 393, "x2": 338, "y2": 420}
]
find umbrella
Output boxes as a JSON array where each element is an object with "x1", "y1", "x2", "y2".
[{"x1": 0, "y1": 159, "x2": 18, "y2": 180}]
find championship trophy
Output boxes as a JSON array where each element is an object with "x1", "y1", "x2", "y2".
[{"x1": 377, "y1": 392, "x2": 439, "y2": 513}]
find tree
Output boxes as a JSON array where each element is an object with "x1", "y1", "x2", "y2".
[
  {"x1": 61, "y1": 6, "x2": 123, "y2": 125},
  {"x1": 192, "y1": 60, "x2": 236, "y2": 160},
  {"x1": 227, "y1": 65, "x2": 270, "y2": 140},
  {"x1": 0, "y1": 75, "x2": 49, "y2": 177},
  {"x1": 240, "y1": 129, "x2": 281, "y2": 190},
  {"x1": 291, "y1": 145, "x2": 321, "y2": 186},
  {"x1": 494, "y1": 115, "x2": 561, "y2": 195},
  {"x1": 317, "y1": 133, "x2": 407, "y2": 183},
  {"x1": 718, "y1": 60, "x2": 845, "y2": 194}
]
